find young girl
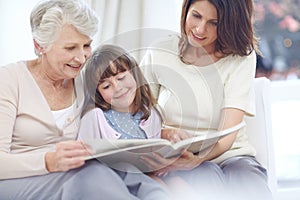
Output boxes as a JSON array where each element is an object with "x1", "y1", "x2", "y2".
[
  {"x1": 78, "y1": 44, "x2": 162, "y2": 141},
  {"x1": 77, "y1": 44, "x2": 172, "y2": 199}
]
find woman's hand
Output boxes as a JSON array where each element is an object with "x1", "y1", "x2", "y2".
[
  {"x1": 45, "y1": 140, "x2": 91, "y2": 172},
  {"x1": 141, "y1": 150, "x2": 203, "y2": 176},
  {"x1": 161, "y1": 128, "x2": 192, "y2": 143},
  {"x1": 142, "y1": 128, "x2": 201, "y2": 176}
]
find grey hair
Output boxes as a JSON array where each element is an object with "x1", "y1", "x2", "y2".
[{"x1": 30, "y1": 0, "x2": 99, "y2": 56}]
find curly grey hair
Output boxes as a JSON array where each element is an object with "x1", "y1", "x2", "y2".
[{"x1": 30, "y1": 0, "x2": 99, "y2": 56}]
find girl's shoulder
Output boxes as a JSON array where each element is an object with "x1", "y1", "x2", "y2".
[
  {"x1": 82, "y1": 107, "x2": 105, "y2": 119},
  {"x1": 145, "y1": 107, "x2": 161, "y2": 123}
]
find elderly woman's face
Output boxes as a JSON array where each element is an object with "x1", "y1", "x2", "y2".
[{"x1": 44, "y1": 24, "x2": 92, "y2": 79}]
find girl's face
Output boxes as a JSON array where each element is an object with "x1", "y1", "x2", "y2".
[
  {"x1": 98, "y1": 70, "x2": 137, "y2": 112},
  {"x1": 185, "y1": 0, "x2": 218, "y2": 53},
  {"x1": 43, "y1": 24, "x2": 92, "y2": 80}
]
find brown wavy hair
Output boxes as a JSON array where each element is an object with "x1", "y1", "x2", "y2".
[
  {"x1": 179, "y1": 0, "x2": 261, "y2": 62},
  {"x1": 83, "y1": 44, "x2": 155, "y2": 120}
]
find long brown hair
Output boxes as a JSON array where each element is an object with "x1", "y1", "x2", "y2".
[
  {"x1": 179, "y1": 0, "x2": 261, "y2": 62},
  {"x1": 83, "y1": 44, "x2": 155, "y2": 120}
]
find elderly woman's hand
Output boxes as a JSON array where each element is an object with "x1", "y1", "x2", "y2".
[{"x1": 45, "y1": 141, "x2": 91, "y2": 172}]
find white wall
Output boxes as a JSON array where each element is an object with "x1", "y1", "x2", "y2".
[
  {"x1": 0, "y1": 0, "x2": 40, "y2": 66},
  {"x1": 1, "y1": 0, "x2": 300, "y2": 199},
  {"x1": 0, "y1": 0, "x2": 182, "y2": 66},
  {"x1": 142, "y1": 0, "x2": 181, "y2": 32}
]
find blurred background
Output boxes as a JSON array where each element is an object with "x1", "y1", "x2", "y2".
[
  {"x1": 1, "y1": 0, "x2": 300, "y2": 199},
  {"x1": 254, "y1": 0, "x2": 300, "y2": 81}
]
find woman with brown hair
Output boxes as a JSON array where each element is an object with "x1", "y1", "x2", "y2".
[{"x1": 141, "y1": 0, "x2": 273, "y2": 199}]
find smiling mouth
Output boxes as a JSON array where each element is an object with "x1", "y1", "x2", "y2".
[
  {"x1": 192, "y1": 32, "x2": 206, "y2": 40},
  {"x1": 114, "y1": 90, "x2": 129, "y2": 99},
  {"x1": 67, "y1": 64, "x2": 81, "y2": 68}
]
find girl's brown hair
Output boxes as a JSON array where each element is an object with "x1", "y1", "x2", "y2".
[
  {"x1": 83, "y1": 44, "x2": 155, "y2": 120},
  {"x1": 179, "y1": 0, "x2": 261, "y2": 62}
]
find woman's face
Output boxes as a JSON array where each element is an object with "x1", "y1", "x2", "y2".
[
  {"x1": 97, "y1": 70, "x2": 137, "y2": 113},
  {"x1": 185, "y1": 0, "x2": 218, "y2": 53},
  {"x1": 43, "y1": 24, "x2": 92, "y2": 79}
]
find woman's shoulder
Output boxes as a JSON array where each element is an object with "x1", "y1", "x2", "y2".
[
  {"x1": 216, "y1": 50, "x2": 256, "y2": 79},
  {"x1": 218, "y1": 50, "x2": 256, "y2": 67},
  {"x1": 0, "y1": 61, "x2": 26, "y2": 73},
  {"x1": 0, "y1": 61, "x2": 27, "y2": 84},
  {"x1": 0, "y1": 61, "x2": 28, "y2": 99},
  {"x1": 226, "y1": 50, "x2": 256, "y2": 61}
]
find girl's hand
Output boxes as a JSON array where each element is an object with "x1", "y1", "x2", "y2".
[
  {"x1": 141, "y1": 150, "x2": 203, "y2": 176},
  {"x1": 161, "y1": 128, "x2": 192, "y2": 143},
  {"x1": 45, "y1": 140, "x2": 91, "y2": 172}
]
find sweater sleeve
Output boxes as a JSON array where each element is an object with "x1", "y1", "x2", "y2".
[
  {"x1": 222, "y1": 51, "x2": 256, "y2": 116},
  {"x1": 78, "y1": 108, "x2": 121, "y2": 140},
  {"x1": 0, "y1": 65, "x2": 49, "y2": 180},
  {"x1": 78, "y1": 109, "x2": 104, "y2": 140},
  {"x1": 0, "y1": 152, "x2": 48, "y2": 180}
]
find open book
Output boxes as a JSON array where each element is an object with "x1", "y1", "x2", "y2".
[{"x1": 83, "y1": 121, "x2": 245, "y2": 172}]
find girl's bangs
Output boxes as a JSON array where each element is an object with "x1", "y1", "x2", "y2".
[{"x1": 99, "y1": 60, "x2": 128, "y2": 83}]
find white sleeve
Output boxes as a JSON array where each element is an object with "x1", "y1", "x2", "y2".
[{"x1": 223, "y1": 51, "x2": 256, "y2": 116}]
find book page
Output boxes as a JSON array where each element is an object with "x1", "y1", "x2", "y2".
[
  {"x1": 83, "y1": 121, "x2": 246, "y2": 171},
  {"x1": 85, "y1": 140, "x2": 177, "y2": 173},
  {"x1": 162, "y1": 121, "x2": 246, "y2": 158},
  {"x1": 84, "y1": 138, "x2": 172, "y2": 159}
]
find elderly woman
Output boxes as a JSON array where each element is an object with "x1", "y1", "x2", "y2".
[{"x1": 0, "y1": 0, "x2": 169, "y2": 200}]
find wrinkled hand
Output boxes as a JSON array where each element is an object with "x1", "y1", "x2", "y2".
[
  {"x1": 161, "y1": 128, "x2": 192, "y2": 143},
  {"x1": 141, "y1": 150, "x2": 203, "y2": 176},
  {"x1": 45, "y1": 140, "x2": 91, "y2": 172}
]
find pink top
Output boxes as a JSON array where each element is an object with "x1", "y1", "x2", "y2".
[{"x1": 77, "y1": 107, "x2": 161, "y2": 140}]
